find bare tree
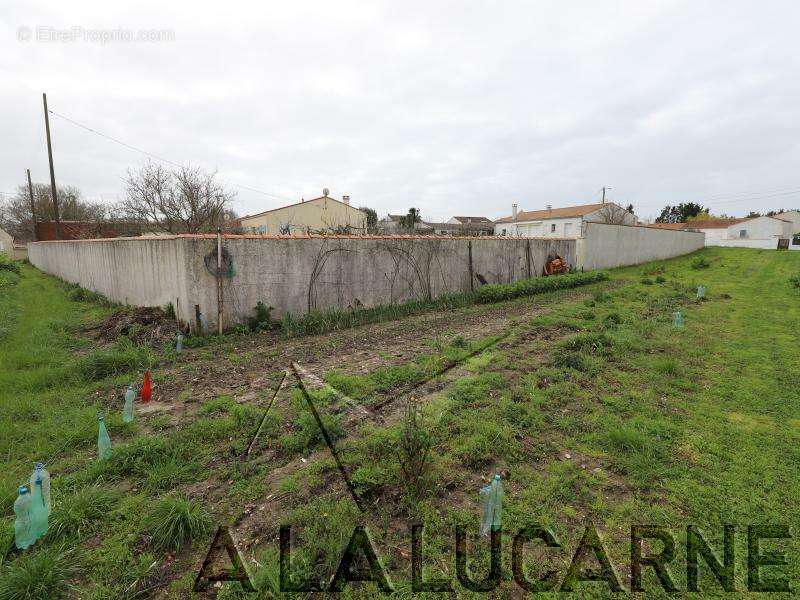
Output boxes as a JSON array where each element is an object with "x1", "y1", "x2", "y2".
[
  {"x1": 0, "y1": 182, "x2": 109, "y2": 242},
  {"x1": 119, "y1": 162, "x2": 235, "y2": 234},
  {"x1": 595, "y1": 203, "x2": 633, "y2": 225}
]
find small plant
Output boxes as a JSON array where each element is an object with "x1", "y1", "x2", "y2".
[
  {"x1": 603, "y1": 312, "x2": 622, "y2": 328},
  {"x1": 163, "y1": 302, "x2": 176, "y2": 320},
  {"x1": 691, "y1": 256, "x2": 711, "y2": 270},
  {"x1": 655, "y1": 275, "x2": 667, "y2": 284},
  {"x1": 248, "y1": 301, "x2": 278, "y2": 332},
  {"x1": 0, "y1": 545, "x2": 80, "y2": 599},
  {"x1": 475, "y1": 271, "x2": 608, "y2": 304},
  {"x1": 790, "y1": 273, "x2": 800, "y2": 288},
  {"x1": 397, "y1": 399, "x2": 435, "y2": 496},
  {"x1": 143, "y1": 494, "x2": 211, "y2": 552},
  {"x1": 450, "y1": 335, "x2": 467, "y2": 348},
  {"x1": 640, "y1": 278, "x2": 654, "y2": 285}
]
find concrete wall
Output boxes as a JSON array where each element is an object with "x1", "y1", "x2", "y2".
[
  {"x1": 712, "y1": 238, "x2": 784, "y2": 249},
  {"x1": 576, "y1": 222, "x2": 705, "y2": 270},
  {"x1": 28, "y1": 235, "x2": 576, "y2": 331}
]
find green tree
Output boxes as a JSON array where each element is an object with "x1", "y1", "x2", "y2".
[
  {"x1": 359, "y1": 206, "x2": 378, "y2": 232},
  {"x1": 398, "y1": 208, "x2": 421, "y2": 231},
  {"x1": 655, "y1": 202, "x2": 705, "y2": 223}
]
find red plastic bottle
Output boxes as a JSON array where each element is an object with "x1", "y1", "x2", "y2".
[{"x1": 141, "y1": 370, "x2": 152, "y2": 403}]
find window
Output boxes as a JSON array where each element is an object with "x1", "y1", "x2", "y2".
[
  {"x1": 564, "y1": 223, "x2": 573, "y2": 236},
  {"x1": 550, "y1": 224, "x2": 557, "y2": 233},
  {"x1": 739, "y1": 229, "x2": 748, "y2": 239},
  {"x1": 501, "y1": 229, "x2": 507, "y2": 236}
]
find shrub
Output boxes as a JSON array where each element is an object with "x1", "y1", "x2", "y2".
[
  {"x1": 475, "y1": 271, "x2": 608, "y2": 304},
  {"x1": 655, "y1": 275, "x2": 667, "y2": 284},
  {"x1": 691, "y1": 256, "x2": 710, "y2": 270},
  {"x1": 0, "y1": 253, "x2": 20, "y2": 274},
  {"x1": 143, "y1": 495, "x2": 211, "y2": 552},
  {"x1": 397, "y1": 400, "x2": 435, "y2": 496},
  {"x1": 640, "y1": 278, "x2": 654, "y2": 285}
]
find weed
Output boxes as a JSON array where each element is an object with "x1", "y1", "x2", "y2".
[
  {"x1": 280, "y1": 410, "x2": 344, "y2": 454},
  {"x1": 397, "y1": 399, "x2": 435, "y2": 496},
  {"x1": 655, "y1": 275, "x2": 667, "y2": 284},
  {"x1": 450, "y1": 334, "x2": 467, "y2": 348},
  {"x1": 163, "y1": 302, "x2": 176, "y2": 320},
  {"x1": 691, "y1": 256, "x2": 711, "y2": 270},
  {"x1": 560, "y1": 332, "x2": 613, "y2": 355},
  {"x1": 0, "y1": 546, "x2": 80, "y2": 599},
  {"x1": 653, "y1": 357, "x2": 681, "y2": 376},
  {"x1": 143, "y1": 495, "x2": 211, "y2": 552},
  {"x1": 49, "y1": 486, "x2": 119, "y2": 541},
  {"x1": 790, "y1": 273, "x2": 800, "y2": 288},
  {"x1": 248, "y1": 301, "x2": 277, "y2": 332},
  {"x1": 602, "y1": 312, "x2": 622, "y2": 328},
  {"x1": 640, "y1": 277, "x2": 654, "y2": 285}
]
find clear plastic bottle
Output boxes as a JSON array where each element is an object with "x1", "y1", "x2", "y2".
[
  {"x1": 30, "y1": 477, "x2": 49, "y2": 539},
  {"x1": 123, "y1": 385, "x2": 135, "y2": 423},
  {"x1": 672, "y1": 311, "x2": 684, "y2": 328},
  {"x1": 696, "y1": 285, "x2": 706, "y2": 299},
  {"x1": 97, "y1": 415, "x2": 112, "y2": 460},
  {"x1": 176, "y1": 331, "x2": 184, "y2": 353},
  {"x1": 480, "y1": 474, "x2": 504, "y2": 536},
  {"x1": 29, "y1": 462, "x2": 51, "y2": 515},
  {"x1": 14, "y1": 486, "x2": 36, "y2": 550}
]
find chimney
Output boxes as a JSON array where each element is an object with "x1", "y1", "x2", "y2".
[
  {"x1": 512, "y1": 203, "x2": 518, "y2": 220},
  {"x1": 343, "y1": 195, "x2": 350, "y2": 205},
  {"x1": 546, "y1": 204, "x2": 552, "y2": 213}
]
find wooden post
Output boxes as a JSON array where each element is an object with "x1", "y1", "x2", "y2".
[
  {"x1": 467, "y1": 240, "x2": 474, "y2": 292},
  {"x1": 42, "y1": 93, "x2": 61, "y2": 239},
  {"x1": 525, "y1": 239, "x2": 532, "y2": 278},
  {"x1": 217, "y1": 228, "x2": 224, "y2": 335},
  {"x1": 26, "y1": 169, "x2": 37, "y2": 241}
]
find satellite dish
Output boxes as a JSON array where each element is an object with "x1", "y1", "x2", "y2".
[{"x1": 323, "y1": 187, "x2": 329, "y2": 196}]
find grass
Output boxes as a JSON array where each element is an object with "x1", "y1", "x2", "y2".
[
  {"x1": 2, "y1": 249, "x2": 799, "y2": 596},
  {"x1": 142, "y1": 495, "x2": 211, "y2": 552}
]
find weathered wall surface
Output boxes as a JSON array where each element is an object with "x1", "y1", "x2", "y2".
[
  {"x1": 27, "y1": 238, "x2": 192, "y2": 324},
  {"x1": 576, "y1": 222, "x2": 705, "y2": 270},
  {"x1": 29, "y1": 235, "x2": 576, "y2": 330}
]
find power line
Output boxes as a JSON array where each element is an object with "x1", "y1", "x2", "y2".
[{"x1": 47, "y1": 108, "x2": 293, "y2": 203}]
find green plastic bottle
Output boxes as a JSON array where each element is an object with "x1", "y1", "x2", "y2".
[
  {"x1": 479, "y1": 474, "x2": 504, "y2": 536},
  {"x1": 123, "y1": 385, "x2": 135, "y2": 423},
  {"x1": 97, "y1": 415, "x2": 112, "y2": 460},
  {"x1": 30, "y1": 477, "x2": 49, "y2": 539},
  {"x1": 13, "y1": 486, "x2": 36, "y2": 550},
  {"x1": 29, "y1": 462, "x2": 51, "y2": 515}
]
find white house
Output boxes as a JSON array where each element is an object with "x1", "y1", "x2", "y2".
[
  {"x1": 494, "y1": 202, "x2": 636, "y2": 238},
  {"x1": 653, "y1": 215, "x2": 793, "y2": 249},
  {"x1": 719, "y1": 215, "x2": 793, "y2": 248},
  {"x1": 0, "y1": 227, "x2": 13, "y2": 254}
]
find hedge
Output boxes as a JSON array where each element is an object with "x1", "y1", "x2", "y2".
[{"x1": 475, "y1": 271, "x2": 609, "y2": 303}]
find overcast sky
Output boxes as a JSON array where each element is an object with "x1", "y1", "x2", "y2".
[{"x1": 2, "y1": 1, "x2": 799, "y2": 221}]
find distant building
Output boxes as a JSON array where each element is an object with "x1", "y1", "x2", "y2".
[
  {"x1": 379, "y1": 214, "x2": 434, "y2": 234},
  {"x1": 34, "y1": 221, "x2": 141, "y2": 241},
  {"x1": 651, "y1": 215, "x2": 794, "y2": 249},
  {"x1": 494, "y1": 202, "x2": 636, "y2": 238},
  {"x1": 239, "y1": 190, "x2": 367, "y2": 235},
  {"x1": 775, "y1": 211, "x2": 800, "y2": 236}
]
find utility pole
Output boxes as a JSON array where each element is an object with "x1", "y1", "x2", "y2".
[
  {"x1": 602, "y1": 187, "x2": 606, "y2": 204},
  {"x1": 26, "y1": 169, "x2": 37, "y2": 241},
  {"x1": 42, "y1": 92, "x2": 61, "y2": 239}
]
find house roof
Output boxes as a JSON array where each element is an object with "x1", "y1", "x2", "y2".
[
  {"x1": 239, "y1": 195, "x2": 363, "y2": 222},
  {"x1": 495, "y1": 202, "x2": 616, "y2": 224},
  {"x1": 650, "y1": 218, "x2": 748, "y2": 230},
  {"x1": 427, "y1": 222, "x2": 494, "y2": 231},
  {"x1": 451, "y1": 216, "x2": 493, "y2": 224}
]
